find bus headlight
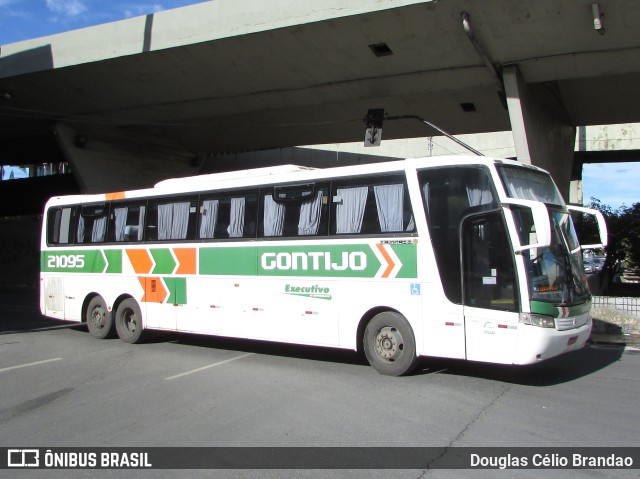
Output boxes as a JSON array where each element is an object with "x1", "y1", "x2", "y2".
[{"x1": 520, "y1": 312, "x2": 555, "y2": 329}]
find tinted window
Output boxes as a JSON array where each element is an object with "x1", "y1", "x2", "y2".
[
  {"x1": 77, "y1": 203, "x2": 108, "y2": 244},
  {"x1": 418, "y1": 166, "x2": 499, "y2": 303},
  {"x1": 147, "y1": 197, "x2": 198, "y2": 241},
  {"x1": 47, "y1": 206, "x2": 76, "y2": 245},
  {"x1": 259, "y1": 183, "x2": 329, "y2": 238},
  {"x1": 198, "y1": 191, "x2": 258, "y2": 240},
  {"x1": 330, "y1": 176, "x2": 415, "y2": 236},
  {"x1": 108, "y1": 202, "x2": 146, "y2": 242}
]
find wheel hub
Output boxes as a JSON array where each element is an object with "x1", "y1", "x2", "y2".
[
  {"x1": 375, "y1": 326, "x2": 403, "y2": 361},
  {"x1": 126, "y1": 312, "x2": 137, "y2": 332},
  {"x1": 90, "y1": 308, "x2": 105, "y2": 329}
]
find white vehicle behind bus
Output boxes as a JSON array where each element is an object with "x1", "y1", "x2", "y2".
[{"x1": 40, "y1": 156, "x2": 607, "y2": 376}]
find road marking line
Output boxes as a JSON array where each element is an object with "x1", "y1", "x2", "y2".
[
  {"x1": 164, "y1": 352, "x2": 254, "y2": 381},
  {"x1": 0, "y1": 324, "x2": 84, "y2": 335},
  {"x1": 0, "y1": 357, "x2": 63, "y2": 373}
]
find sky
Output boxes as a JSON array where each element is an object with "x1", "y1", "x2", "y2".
[
  {"x1": 0, "y1": 0, "x2": 207, "y2": 45},
  {"x1": 582, "y1": 162, "x2": 640, "y2": 210},
  {"x1": 1, "y1": 1, "x2": 639, "y2": 210}
]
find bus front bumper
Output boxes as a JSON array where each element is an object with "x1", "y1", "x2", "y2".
[{"x1": 512, "y1": 318, "x2": 592, "y2": 365}]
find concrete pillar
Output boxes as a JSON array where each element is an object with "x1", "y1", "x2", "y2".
[
  {"x1": 503, "y1": 65, "x2": 576, "y2": 201},
  {"x1": 54, "y1": 123, "x2": 201, "y2": 194}
]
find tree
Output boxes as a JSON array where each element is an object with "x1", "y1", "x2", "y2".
[{"x1": 576, "y1": 198, "x2": 640, "y2": 292}]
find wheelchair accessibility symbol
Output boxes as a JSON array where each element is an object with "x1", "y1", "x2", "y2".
[{"x1": 410, "y1": 284, "x2": 421, "y2": 295}]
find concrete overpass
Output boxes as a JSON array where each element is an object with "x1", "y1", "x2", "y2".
[{"x1": 1, "y1": 0, "x2": 640, "y2": 202}]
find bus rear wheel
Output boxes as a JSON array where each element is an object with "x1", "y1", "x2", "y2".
[
  {"x1": 363, "y1": 312, "x2": 418, "y2": 376},
  {"x1": 115, "y1": 298, "x2": 146, "y2": 344},
  {"x1": 86, "y1": 296, "x2": 114, "y2": 339}
]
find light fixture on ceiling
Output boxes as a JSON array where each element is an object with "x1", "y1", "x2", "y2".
[{"x1": 592, "y1": 3, "x2": 605, "y2": 35}]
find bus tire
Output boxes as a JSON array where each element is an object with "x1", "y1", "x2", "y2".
[
  {"x1": 115, "y1": 298, "x2": 146, "y2": 344},
  {"x1": 363, "y1": 311, "x2": 418, "y2": 376},
  {"x1": 86, "y1": 295, "x2": 115, "y2": 339}
]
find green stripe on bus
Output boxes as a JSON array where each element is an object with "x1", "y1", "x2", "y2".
[
  {"x1": 390, "y1": 243, "x2": 418, "y2": 279},
  {"x1": 199, "y1": 247, "x2": 257, "y2": 276},
  {"x1": 42, "y1": 250, "x2": 106, "y2": 273},
  {"x1": 43, "y1": 243, "x2": 418, "y2": 279},
  {"x1": 530, "y1": 300, "x2": 592, "y2": 318},
  {"x1": 165, "y1": 277, "x2": 187, "y2": 305},
  {"x1": 103, "y1": 250, "x2": 122, "y2": 273},
  {"x1": 42, "y1": 250, "x2": 121, "y2": 274},
  {"x1": 199, "y1": 244, "x2": 417, "y2": 278},
  {"x1": 151, "y1": 248, "x2": 176, "y2": 275},
  {"x1": 257, "y1": 244, "x2": 379, "y2": 278}
]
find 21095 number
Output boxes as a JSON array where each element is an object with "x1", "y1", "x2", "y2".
[{"x1": 47, "y1": 254, "x2": 86, "y2": 269}]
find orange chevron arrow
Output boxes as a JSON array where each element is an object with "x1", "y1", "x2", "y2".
[
  {"x1": 126, "y1": 249, "x2": 153, "y2": 274},
  {"x1": 138, "y1": 276, "x2": 168, "y2": 303},
  {"x1": 174, "y1": 248, "x2": 196, "y2": 275},
  {"x1": 376, "y1": 244, "x2": 396, "y2": 278}
]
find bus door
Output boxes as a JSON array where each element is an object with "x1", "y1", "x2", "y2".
[{"x1": 461, "y1": 210, "x2": 520, "y2": 363}]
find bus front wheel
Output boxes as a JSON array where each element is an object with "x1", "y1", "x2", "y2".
[
  {"x1": 363, "y1": 312, "x2": 418, "y2": 376},
  {"x1": 86, "y1": 296, "x2": 114, "y2": 339},
  {"x1": 115, "y1": 298, "x2": 145, "y2": 344}
]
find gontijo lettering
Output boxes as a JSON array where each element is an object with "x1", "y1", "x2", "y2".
[{"x1": 261, "y1": 251, "x2": 366, "y2": 271}]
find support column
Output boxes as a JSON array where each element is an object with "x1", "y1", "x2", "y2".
[
  {"x1": 54, "y1": 123, "x2": 201, "y2": 194},
  {"x1": 503, "y1": 65, "x2": 576, "y2": 201}
]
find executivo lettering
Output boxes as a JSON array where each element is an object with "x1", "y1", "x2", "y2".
[{"x1": 284, "y1": 284, "x2": 332, "y2": 300}]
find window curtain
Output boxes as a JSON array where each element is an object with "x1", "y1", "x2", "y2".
[
  {"x1": 171, "y1": 202, "x2": 190, "y2": 239},
  {"x1": 199, "y1": 200, "x2": 219, "y2": 239},
  {"x1": 374, "y1": 184, "x2": 403, "y2": 232},
  {"x1": 91, "y1": 217, "x2": 107, "y2": 243},
  {"x1": 59, "y1": 208, "x2": 72, "y2": 244},
  {"x1": 227, "y1": 197, "x2": 246, "y2": 238},
  {"x1": 114, "y1": 207, "x2": 128, "y2": 241},
  {"x1": 77, "y1": 216, "x2": 85, "y2": 243},
  {"x1": 502, "y1": 168, "x2": 563, "y2": 204},
  {"x1": 406, "y1": 215, "x2": 415, "y2": 232},
  {"x1": 263, "y1": 195, "x2": 285, "y2": 237},
  {"x1": 298, "y1": 191, "x2": 323, "y2": 235},
  {"x1": 137, "y1": 206, "x2": 146, "y2": 241},
  {"x1": 335, "y1": 187, "x2": 368, "y2": 234},
  {"x1": 466, "y1": 187, "x2": 493, "y2": 207},
  {"x1": 158, "y1": 204, "x2": 173, "y2": 240},
  {"x1": 158, "y1": 202, "x2": 190, "y2": 240}
]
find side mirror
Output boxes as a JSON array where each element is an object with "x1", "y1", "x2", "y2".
[
  {"x1": 502, "y1": 198, "x2": 552, "y2": 253},
  {"x1": 567, "y1": 205, "x2": 608, "y2": 249}
]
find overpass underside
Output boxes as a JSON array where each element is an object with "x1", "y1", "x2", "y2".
[{"x1": 1, "y1": 0, "x2": 640, "y2": 206}]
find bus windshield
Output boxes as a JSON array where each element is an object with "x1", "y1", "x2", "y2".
[
  {"x1": 498, "y1": 164, "x2": 565, "y2": 206},
  {"x1": 498, "y1": 165, "x2": 590, "y2": 305}
]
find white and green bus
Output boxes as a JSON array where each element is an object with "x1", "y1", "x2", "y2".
[{"x1": 40, "y1": 156, "x2": 607, "y2": 376}]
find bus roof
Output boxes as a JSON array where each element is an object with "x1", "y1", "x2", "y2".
[
  {"x1": 154, "y1": 164, "x2": 316, "y2": 189},
  {"x1": 44, "y1": 156, "x2": 547, "y2": 207}
]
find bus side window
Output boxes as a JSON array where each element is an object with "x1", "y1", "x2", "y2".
[
  {"x1": 47, "y1": 206, "x2": 76, "y2": 245},
  {"x1": 331, "y1": 177, "x2": 413, "y2": 235},
  {"x1": 147, "y1": 197, "x2": 197, "y2": 241},
  {"x1": 198, "y1": 192, "x2": 257, "y2": 240},
  {"x1": 259, "y1": 184, "x2": 328, "y2": 238},
  {"x1": 77, "y1": 204, "x2": 108, "y2": 244},
  {"x1": 418, "y1": 166, "x2": 499, "y2": 304},
  {"x1": 109, "y1": 203, "x2": 146, "y2": 242}
]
